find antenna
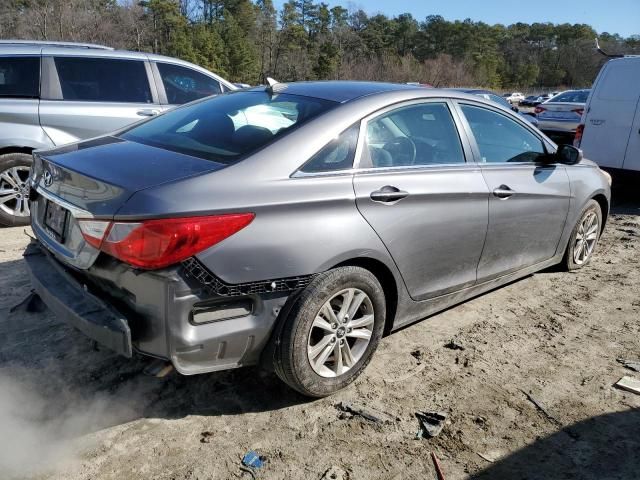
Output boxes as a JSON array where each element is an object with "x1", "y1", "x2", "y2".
[
  {"x1": 595, "y1": 37, "x2": 624, "y2": 58},
  {"x1": 265, "y1": 77, "x2": 286, "y2": 95}
]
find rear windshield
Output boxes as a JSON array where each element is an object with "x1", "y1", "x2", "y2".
[
  {"x1": 120, "y1": 91, "x2": 337, "y2": 163},
  {"x1": 552, "y1": 91, "x2": 589, "y2": 103}
]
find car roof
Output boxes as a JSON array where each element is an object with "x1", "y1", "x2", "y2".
[
  {"x1": 446, "y1": 88, "x2": 495, "y2": 95},
  {"x1": 0, "y1": 39, "x2": 113, "y2": 50},
  {"x1": 248, "y1": 81, "x2": 420, "y2": 103}
]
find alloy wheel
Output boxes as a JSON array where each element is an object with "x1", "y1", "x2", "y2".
[
  {"x1": 0, "y1": 166, "x2": 31, "y2": 218},
  {"x1": 573, "y1": 211, "x2": 599, "y2": 265},
  {"x1": 307, "y1": 288, "x2": 374, "y2": 378}
]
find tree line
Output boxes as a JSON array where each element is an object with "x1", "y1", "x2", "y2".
[{"x1": 1, "y1": 0, "x2": 638, "y2": 89}]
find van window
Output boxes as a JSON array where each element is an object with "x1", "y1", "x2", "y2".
[
  {"x1": 157, "y1": 63, "x2": 222, "y2": 104},
  {"x1": 54, "y1": 57, "x2": 152, "y2": 103},
  {"x1": 597, "y1": 62, "x2": 640, "y2": 101},
  {"x1": 0, "y1": 56, "x2": 39, "y2": 98}
]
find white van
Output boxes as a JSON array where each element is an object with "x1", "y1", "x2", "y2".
[{"x1": 576, "y1": 56, "x2": 640, "y2": 171}]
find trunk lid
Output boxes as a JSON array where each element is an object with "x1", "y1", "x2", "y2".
[{"x1": 30, "y1": 136, "x2": 225, "y2": 269}]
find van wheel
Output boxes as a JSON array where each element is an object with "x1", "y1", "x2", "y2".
[
  {"x1": 0, "y1": 153, "x2": 33, "y2": 227},
  {"x1": 273, "y1": 267, "x2": 386, "y2": 397},
  {"x1": 563, "y1": 199, "x2": 602, "y2": 270}
]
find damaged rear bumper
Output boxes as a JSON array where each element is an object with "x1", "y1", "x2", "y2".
[{"x1": 23, "y1": 242, "x2": 132, "y2": 357}]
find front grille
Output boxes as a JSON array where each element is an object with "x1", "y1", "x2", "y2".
[{"x1": 182, "y1": 257, "x2": 316, "y2": 297}]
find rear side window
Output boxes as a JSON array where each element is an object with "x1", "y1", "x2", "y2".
[
  {"x1": 157, "y1": 63, "x2": 222, "y2": 104},
  {"x1": 121, "y1": 91, "x2": 336, "y2": 164},
  {"x1": 461, "y1": 105, "x2": 545, "y2": 163},
  {"x1": 0, "y1": 56, "x2": 39, "y2": 98},
  {"x1": 300, "y1": 124, "x2": 360, "y2": 173},
  {"x1": 54, "y1": 57, "x2": 152, "y2": 103}
]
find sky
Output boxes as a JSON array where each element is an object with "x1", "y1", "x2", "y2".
[{"x1": 275, "y1": 0, "x2": 640, "y2": 38}]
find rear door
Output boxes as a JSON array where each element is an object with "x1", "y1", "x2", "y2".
[
  {"x1": 39, "y1": 54, "x2": 159, "y2": 146},
  {"x1": 353, "y1": 99, "x2": 489, "y2": 301},
  {"x1": 151, "y1": 61, "x2": 227, "y2": 111},
  {"x1": 581, "y1": 59, "x2": 640, "y2": 169},
  {"x1": 456, "y1": 102, "x2": 570, "y2": 281}
]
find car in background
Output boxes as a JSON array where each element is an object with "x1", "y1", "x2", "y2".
[
  {"x1": 503, "y1": 92, "x2": 525, "y2": 104},
  {"x1": 448, "y1": 89, "x2": 539, "y2": 127},
  {"x1": 520, "y1": 94, "x2": 553, "y2": 107},
  {"x1": 25, "y1": 81, "x2": 610, "y2": 397},
  {"x1": 535, "y1": 89, "x2": 590, "y2": 138},
  {"x1": 576, "y1": 56, "x2": 640, "y2": 172},
  {"x1": 0, "y1": 40, "x2": 236, "y2": 226}
]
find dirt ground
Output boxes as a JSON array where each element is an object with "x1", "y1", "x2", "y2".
[{"x1": 1, "y1": 181, "x2": 639, "y2": 480}]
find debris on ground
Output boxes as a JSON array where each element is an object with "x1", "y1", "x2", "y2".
[
  {"x1": 320, "y1": 465, "x2": 350, "y2": 480},
  {"x1": 415, "y1": 411, "x2": 447, "y2": 438},
  {"x1": 430, "y1": 452, "x2": 446, "y2": 480},
  {"x1": 336, "y1": 401, "x2": 397, "y2": 424},
  {"x1": 521, "y1": 389, "x2": 562, "y2": 427},
  {"x1": 614, "y1": 376, "x2": 640, "y2": 395},
  {"x1": 617, "y1": 358, "x2": 640, "y2": 373},
  {"x1": 384, "y1": 362, "x2": 426, "y2": 383},
  {"x1": 443, "y1": 340, "x2": 465, "y2": 351},
  {"x1": 476, "y1": 450, "x2": 502, "y2": 463},
  {"x1": 9, "y1": 290, "x2": 46, "y2": 313},
  {"x1": 241, "y1": 451, "x2": 265, "y2": 469},
  {"x1": 200, "y1": 431, "x2": 214, "y2": 443}
]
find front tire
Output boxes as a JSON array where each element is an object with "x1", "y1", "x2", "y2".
[
  {"x1": 273, "y1": 267, "x2": 386, "y2": 397},
  {"x1": 0, "y1": 153, "x2": 33, "y2": 227},
  {"x1": 563, "y1": 199, "x2": 602, "y2": 270}
]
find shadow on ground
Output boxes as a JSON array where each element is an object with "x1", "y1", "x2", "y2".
[{"x1": 470, "y1": 409, "x2": 640, "y2": 480}]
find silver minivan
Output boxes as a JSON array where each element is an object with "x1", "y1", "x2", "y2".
[{"x1": 0, "y1": 40, "x2": 236, "y2": 226}]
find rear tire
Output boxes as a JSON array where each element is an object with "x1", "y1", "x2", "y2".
[
  {"x1": 563, "y1": 199, "x2": 602, "y2": 270},
  {"x1": 273, "y1": 266, "x2": 386, "y2": 397},
  {"x1": 0, "y1": 153, "x2": 33, "y2": 227}
]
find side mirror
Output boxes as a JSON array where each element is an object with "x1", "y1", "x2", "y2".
[{"x1": 556, "y1": 144, "x2": 583, "y2": 165}]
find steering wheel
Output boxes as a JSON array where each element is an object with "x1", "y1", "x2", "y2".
[{"x1": 384, "y1": 136, "x2": 417, "y2": 166}]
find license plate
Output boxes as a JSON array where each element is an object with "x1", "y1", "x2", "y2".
[{"x1": 44, "y1": 200, "x2": 69, "y2": 243}]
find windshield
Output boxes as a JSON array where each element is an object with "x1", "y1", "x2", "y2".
[
  {"x1": 551, "y1": 90, "x2": 589, "y2": 103},
  {"x1": 120, "y1": 91, "x2": 337, "y2": 163}
]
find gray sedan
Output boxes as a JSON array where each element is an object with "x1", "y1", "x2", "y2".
[{"x1": 26, "y1": 82, "x2": 610, "y2": 397}]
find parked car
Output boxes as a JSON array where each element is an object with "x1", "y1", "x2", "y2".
[
  {"x1": 503, "y1": 92, "x2": 525, "y2": 104},
  {"x1": 448, "y1": 88, "x2": 539, "y2": 127},
  {"x1": 520, "y1": 94, "x2": 552, "y2": 107},
  {"x1": 575, "y1": 56, "x2": 640, "y2": 172},
  {"x1": 535, "y1": 89, "x2": 590, "y2": 138},
  {"x1": 25, "y1": 81, "x2": 610, "y2": 397},
  {"x1": 0, "y1": 40, "x2": 236, "y2": 226}
]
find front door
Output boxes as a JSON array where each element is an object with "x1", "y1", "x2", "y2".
[
  {"x1": 39, "y1": 54, "x2": 158, "y2": 145},
  {"x1": 457, "y1": 103, "x2": 571, "y2": 281},
  {"x1": 353, "y1": 100, "x2": 489, "y2": 301}
]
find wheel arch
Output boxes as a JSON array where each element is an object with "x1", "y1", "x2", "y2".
[
  {"x1": 591, "y1": 193, "x2": 609, "y2": 232},
  {"x1": 332, "y1": 257, "x2": 399, "y2": 335},
  {"x1": 0, "y1": 146, "x2": 35, "y2": 157}
]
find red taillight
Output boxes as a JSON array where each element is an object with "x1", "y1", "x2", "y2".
[
  {"x1": 534, "y1": 106, "x2": 546, "y2": 114},
  {"x1": 572, "y1": 108, "x2": 584, "y2": 116},
  {"x1": 79, "y1": 214, "x2": 254, "y2": 269},
  {"x1": 574, "y1": 123, "x2": 585, "y2": 147}
]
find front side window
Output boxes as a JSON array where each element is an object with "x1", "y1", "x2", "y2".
[
  {"x1": 157, "y1": 63, "x2": 222, "y2": 105},
  {"x1": 121, "y1": 91, "x2": 336, "y2": 164},
  {"x1": 54, "y1": 57, "x2": 152, "y2": 103},
  {"x1": 0, "y1": 56, "x2": 39, "y2": 98},
  {"x1": 460, "y1": 104, "x2": 545, "y2": 163},
  {"x1": 365, "y1": 102, "x2": 465, "y2": 168},
  {"x1": 300, "y1": 124, "x2": 360, "y2": 173}
]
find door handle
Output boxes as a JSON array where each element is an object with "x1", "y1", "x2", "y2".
[
  {"x1": 370, "y1": 185, "x2": 409, "y2": 203},
  {"x1": 137, "y1": 109, "x2": 160, "y2": 117},
  {"x1": 493, "y1": 185, "x2": 515, "y2": 199}
]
